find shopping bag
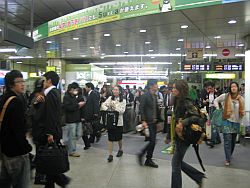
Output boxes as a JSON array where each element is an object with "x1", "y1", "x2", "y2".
[
  {"x1": 211, "y1": 109, "x2": 223, "y2": 127},
  {"x1": 36, "y1": 142, "x2": 70, "y2": 175},
  {"x1": 106, "y1": 111, "x2": 119, "y2": 130}
]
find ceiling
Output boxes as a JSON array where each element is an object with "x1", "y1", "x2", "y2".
[{"x1": 0, "y1": 0, "x2": 250, "y2": 78}]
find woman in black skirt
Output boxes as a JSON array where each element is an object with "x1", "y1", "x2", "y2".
[{"x1": 101, "y1": 85, "x2": 126, "y2": 162}]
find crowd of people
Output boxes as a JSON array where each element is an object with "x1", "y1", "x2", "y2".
[{"x1": 0, "y1": 70, "x2": 247, "y2": 188}]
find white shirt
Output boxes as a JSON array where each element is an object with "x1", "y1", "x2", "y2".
[
  {"x1": 88, "y1": 90, "x2": 93, "y2": 96},
  {"x1": 209, "y1": 93, "x2": 215, "y2": 107},
  {"x1": 44, "y1": 86, "x2": 56, "y2": 96}
]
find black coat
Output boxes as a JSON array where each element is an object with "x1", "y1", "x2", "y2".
[
  {"x1": 140, "y1": 92, "x2": 161, "y2": 124},
  {"x1": 174, "y1": 97, "x2": 203, "y2": 128},
  {"x1": 84, "y1": 90, "x2": 100, "y2": 122},
  {"x1": 43, "y1": 88, "x2": 62, "y2": 142},
  {"x1": 63, "y1": 92, "x2": 81, "y2": 124},
  {"x1": 0, "y1": 91, "x2": 32, "y2": 157}
]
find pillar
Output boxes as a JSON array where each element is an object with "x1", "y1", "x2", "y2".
[{"x1": 244, "y1": 35, "x2": 250, "y2": 123}]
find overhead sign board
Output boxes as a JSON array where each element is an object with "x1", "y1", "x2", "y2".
[
  {"x1": 217, "y1": 47, "x2": 235, "y2": 59},
  {"x1": 186, "y1": 48, "x2": 203, "y2": 61},
  {"x1": 214, "y1": 62, "x2": 244, "y2": 71},
  {"x1": 46, "y1": 66, "x2": 56, "y2": 72},
  {"x1": 181, "y1": 62, "x2": 211, "y2": 71}
]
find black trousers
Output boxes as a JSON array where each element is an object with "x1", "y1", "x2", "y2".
[
  {"x1": 45, "y1": 174, "x2": 69, "y2": 188},
  {"x1": 89, "y1": 120, "x2": 101, "y2": 143},
  {"x1": 140, "y1": 123, "x2": 157, "y2": 159},
  {"x1": 82, "y1": 135, "x2": 90, "y2": 147}
]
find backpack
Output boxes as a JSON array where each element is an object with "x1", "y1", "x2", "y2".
[{"x1": 180, "y1": 105, "x2": 208, "y2": 172}]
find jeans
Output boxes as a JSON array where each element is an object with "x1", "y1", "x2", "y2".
[
  {"x1": 140, "y1": 123, "x2": 157, "y2": 159},
  {"x1": 0, "y1": 153, "x2": 30, "y2": 188},
  {"x1": 63, "y1": 122, "x2": 82, "y2": 154},
  {"x1": 223, "y1": 133, "x2": 237, "y2": 162},
  {"x1": 171, "y1": 140, "x2": 204, "y2": 188}
]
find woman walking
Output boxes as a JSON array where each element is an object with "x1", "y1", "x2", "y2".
[
  {"x1": 101, "y1": 85, "x2": 126, "y2": 162},
  {"x1": 214, "y1": 82, "x2": 245, "y2": 166},
  {"x1": 171, "y1": 80, "x2": 206, "y2": 188}
]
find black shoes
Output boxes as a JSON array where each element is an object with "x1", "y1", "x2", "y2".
[
  {"x1": 144, "y1": 159, "x2": 158, "y2": 168},
  {"x1": 34, "y1": 173, "x2": 47, "y2": 185},
  {"x1": 137, "y1": 153, "x2": 143, "y2": 166},
  {"x1": 84, "y1": 146, "x2": 91, "y2": 150},
  {"x1": 116, "y1": 150, "x2": 123, "y2": 157},
  {"x1": 107, "y1": 155, "x2": 113, "y2": 162}
]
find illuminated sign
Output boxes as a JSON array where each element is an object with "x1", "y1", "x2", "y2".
[
  {"x1": 181, "y1": 62, "x2": 211, "y2": 71},
  {"x1": 214, "y1": 63, "x2": 244, "y2": 71},
  {"x1": 205, "y1": 73, "x2": 236, "y2": 79},
  {"x1": 46, "y1": 66, "x2": 56, "y2": 72}
]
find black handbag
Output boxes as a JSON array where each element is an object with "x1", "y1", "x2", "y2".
[
  {"x1": 36, "y1": 142, "x2": 70, "y2": 175},
  {"x1": 106, "y1": 111, "x2": 119, "y2": 130}
]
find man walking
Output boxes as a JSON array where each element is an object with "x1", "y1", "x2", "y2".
[
  {"x1": 42, "y1": 71, "x2": 70, "y2": 188},
  {"x1": 0, "y1": 70, "x2": 32, "y2": 188},
  {"x1": 137, "y1": 79, "x2": 161, "y2": 168},
  {"x1": 84, "y1": 83, "x2": 101, "y2": 144}
]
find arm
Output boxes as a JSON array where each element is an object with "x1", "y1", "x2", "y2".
[
  {"x1": 101, "y1": 96, "x2": 111, "y2": 111},
  {"x1": 214, "y1": 93, "x2": 226, "y2": 109},
  {"x1": 139, "y1": 94, "x2": 146, "y2": 122},
  {"x1": 113, "y1": 100, "x2": 126, "y2": 114}
]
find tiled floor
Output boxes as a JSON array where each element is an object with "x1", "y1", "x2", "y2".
[{"x1": 31, "y1": 146, "x2": 250, "y2": 188}]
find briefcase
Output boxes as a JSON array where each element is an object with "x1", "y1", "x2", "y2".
[{"x1": 36, "y1": 142, "x2": 70, "y2": 175}]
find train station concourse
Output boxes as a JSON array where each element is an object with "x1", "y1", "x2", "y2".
[{"x1": 0, "y1": 0, "x2": 250, "y2": 188}]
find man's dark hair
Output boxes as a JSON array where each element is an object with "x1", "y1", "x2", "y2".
[
  {"x1": 206, "y1": 80, "x2": 215, "y2": 88},
  {"x1": 43, "y1": 71, "x2": 59, "y2": 86},
  {"x1": 85, "y1": 82, "x2": 94, "y2": 90},
  {"x1": 147, "y1": 79, "x2": 158, "y2": 87},
  {"x1": 5, "y1": 70, "x2": 23, "y2": 92},
  {"x1": 71, "y1": 82, "x2": 79, "y2": 89}
]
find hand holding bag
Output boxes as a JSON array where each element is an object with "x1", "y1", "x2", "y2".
[
  {"x1": 106, "y1": 111, "x2": 119, "y2": 130},
  {"x1": 36, "y1": 142, "x2": 70, "y2": 175}
]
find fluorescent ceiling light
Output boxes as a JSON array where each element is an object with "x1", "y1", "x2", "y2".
[
  {"x1": 46, "y1": 51, "x2": 50, "y2": 53},
  {"x1": 73, "y1": 37, "x2": 79, "y2": 40},
  {"x1": 235, "y1": 54, "x2": 245, "y2": 57},
  {"x1": 0, "y1": 29, "x2": 2, "y2": 32},
  {"x1": 103, "y1": 54, "x2": 186, "y2": 58},
  {"x1": 104, "y1": 33, "x2": 111, "y2": 37},
  {"x1": 238, "y1": 44, "x2": 244, "y2": 47},
  {"x1": 0, "y1": 48, "x2": 17, "y2": 53},
  {"x1": 46, "y1": 41, "x2": 52, "y2": 44},
  {"x1": 101, "y1": 53, "x2": 106, "y2": 56},
  {"x1": 90, "y1": 46, "x2": 95, "y2": 49},
  {"x1": 66, "y1": 49, "x2": 71, "y2": 51},
  {"x1": 145, "y1": 42, "x2": 151, "y2": 44},
  {"x1": 228, "y1": 20, "x2": 237, "y2": 24},
  {"x1": 8, "y1": 56, "x2": 33, "y2": 59},
  {"x1": 116, "y1": 44, "x2": 121, "y2": 47},
  {"x1": 149, "y1": 50, "x2": 154, "y2": 52},
  {"x1": 140, "y1": 29, "x2": 147, "y2": 33},
  {"x1": 81, "y1": 55, "x2": 86, "y2": 57},
  {"x1": 100, "y1": 57, "x2": 105, "y2": 59},
  {"x1": 178, "y1": 62, "x2": 181, "y2": 65},
  {"x1": 178, "y1": 39, "x2": 184, "y2": 42},
  {"x1": 176, "y1": 48, "x2": 181, "y2": 51},
  {"x1": 205, "y1": 46, "x2": 211, "y2": 49},
  {"x1": 124, "y1": 52, "x2": 128, "y2": 54},
  {"x1": 203, "y1": 54, "x2": 217, "y2": 57},
  {"x1": 151, "y1": 57, "x2": 155, "y2": 59},
  {"x1": 181, "y1": 25, "x2": 188, "y2": 29},
  {"x1": 214, "y1": 36, "x2": 221, "y2": 39},
  {"x1": 16, "y1": 61, "x2": 22, "y2": 64},
  {"x1": 127, "y1": 73, "x2": 166, "y2": 76},
  {"x1": 104, "y1": 67, "x2": 157, "y2": 70},
  {"x1": 144, "y1": 62, "x2": 172, "y2": 65}
]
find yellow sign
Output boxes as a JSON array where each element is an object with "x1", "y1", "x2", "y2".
[
  {"x1": 29, "y1": 73, "x2": 38, "y2": 77},
  {"x1": 46, "y1": 66, "x2": 56, "y2": 72},
  {"x1": 205, "y1": 73, "x2": 236, "y2": 79}
]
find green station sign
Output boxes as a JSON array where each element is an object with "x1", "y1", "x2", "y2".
[{"x1": 32, "y1": 0, "x2": 245, "y2": 41}]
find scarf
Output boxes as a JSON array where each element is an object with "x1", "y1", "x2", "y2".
[{"x1": 223, "y1": 93, "x2": 244, "y2": 120}]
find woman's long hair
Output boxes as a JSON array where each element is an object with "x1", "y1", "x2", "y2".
[
  {"x1": 228, "y1": 82, "x2": 240, "y2": 95},
  {"x1": 111, "y1": 85, "x2": 123, "y2": 102},
  {"x1": 173, "y1": 79, "x2": 189, "y2": 108}
]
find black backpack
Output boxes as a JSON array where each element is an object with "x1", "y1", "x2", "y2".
[{"x1": 182, "y1": 105, "x2": 208, "y2": 172}]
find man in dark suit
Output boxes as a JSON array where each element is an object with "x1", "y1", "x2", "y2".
[
  {"x1": 42, "y1": 71, "x2": 70, "y2": 188},
  {"x1": 137, "y1": 79, "x2": 161, "y2": 168},
  {"x1": 84, "y1": 83, "x2": 101, "y2": 144}
]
